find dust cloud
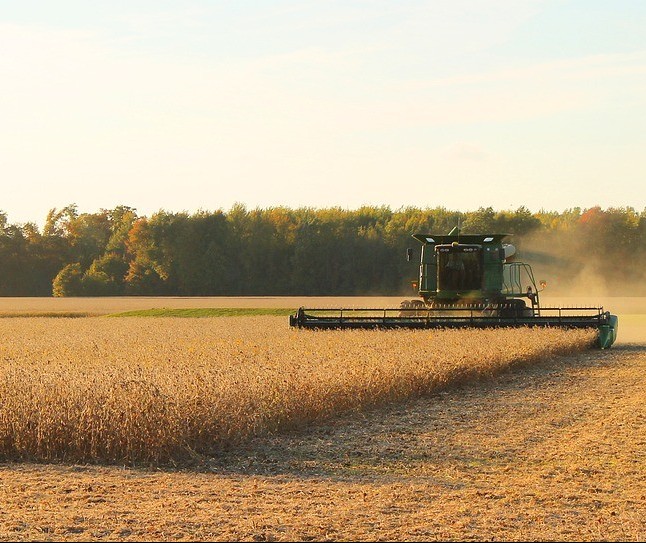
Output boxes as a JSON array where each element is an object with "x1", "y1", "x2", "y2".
[
  {"x1": 515, "y1": 230, "x2": 646, "y2": 298},
  {"x1": 509, "y1": 231, "x2": 646, "y2": 345}
]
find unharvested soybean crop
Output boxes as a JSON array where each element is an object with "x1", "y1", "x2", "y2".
[{"x1": 0, "y1": 317, "x2": 596, "y2": 464}]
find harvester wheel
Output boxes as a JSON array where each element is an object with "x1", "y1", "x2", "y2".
[
  {"x1": 399, "y1": 299, "x2": 427, "y2": 317},
  {"x1": 500, "y1": 299, "x2": 528, "y2": 319}
]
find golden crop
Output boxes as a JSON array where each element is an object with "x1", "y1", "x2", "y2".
[{"x1": 0, "y1": 317, "x2": 596, "y2": 465}]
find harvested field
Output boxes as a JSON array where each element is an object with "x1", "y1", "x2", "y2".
[
  {"x1": 0, "y1": 343, "x2": 643, "y2": 541},
  {"x1": 0, "y1": 317, "x2": 595, "y2": 464},
  {"x1": 0, "y1": 295, "x2": 639, "y2": 316},
  {"x1": 0, "y1": 296, "x2": 405, "y2": 316}
]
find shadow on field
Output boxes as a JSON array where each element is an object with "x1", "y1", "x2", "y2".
[
  {"x1": 615, "y1": 343, "x2": 646, "y2": 352},
  {"x1": 201, "y1": 346, "x2": 631, "y2": 483}
]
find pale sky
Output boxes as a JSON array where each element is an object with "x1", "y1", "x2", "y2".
[{"x1": 1, "y1": 0, "x2": 645, "y2": 227}]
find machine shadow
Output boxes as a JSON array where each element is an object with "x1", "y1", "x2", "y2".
[{"x1": 614, "y1": 342, "x2": 646, "y2": 352}]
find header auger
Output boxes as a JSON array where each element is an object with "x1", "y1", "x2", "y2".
[{"x1": 289, "y1": 227, "x2": 618, "y2": 348}]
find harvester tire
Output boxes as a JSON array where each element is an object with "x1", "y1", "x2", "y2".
[
  {"x1": 500, "y1": 299, "x2": 528, "y2": 319},
  {"x1": 399, "y1": 299, "x2": 426, "y2": 317}
]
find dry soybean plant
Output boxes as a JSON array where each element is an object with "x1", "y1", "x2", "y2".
[{"x1": 0, "y1": 317, "x2": 596, "y2": 464}]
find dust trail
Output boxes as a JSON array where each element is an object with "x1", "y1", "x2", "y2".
[{"x1": 515, "y1": 229, "x2": 646, "y2": 297}]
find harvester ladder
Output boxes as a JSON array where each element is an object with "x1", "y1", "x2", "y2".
[{"x1": 502, "y1": 262, "x2": 540, "y2": 316}]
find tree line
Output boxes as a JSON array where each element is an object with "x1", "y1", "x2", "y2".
[{"x1": 0, "y1": 204, "x2": 644, "y2": 297}]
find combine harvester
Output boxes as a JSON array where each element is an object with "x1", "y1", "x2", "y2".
[{"x1": 289, "y1": 228, "x2": 618, "y2": 348}]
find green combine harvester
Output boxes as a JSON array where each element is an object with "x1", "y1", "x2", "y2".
[{"x1": 289, "y1": 228, "x2": 618, "y2": 348}]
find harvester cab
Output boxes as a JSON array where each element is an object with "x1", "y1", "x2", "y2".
[
  {"x1": 404, "y1": 230, "x2": 541, "y2": 317},
  {"x1": 289, "y1": 229, "x2": 618, "y2": 349}
]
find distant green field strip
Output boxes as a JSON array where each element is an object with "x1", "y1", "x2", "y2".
[{"x1": 106, "y1": 308, "x2": 296, "y2": 318}]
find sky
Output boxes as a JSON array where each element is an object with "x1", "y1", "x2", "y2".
[{"x1": 1, "y1": 0, "x2": 645, "y2": 227}]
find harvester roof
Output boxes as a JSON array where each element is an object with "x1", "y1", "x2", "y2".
[{"x1": 412, "y1": 233, "x2": 510, "y2": 245}]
